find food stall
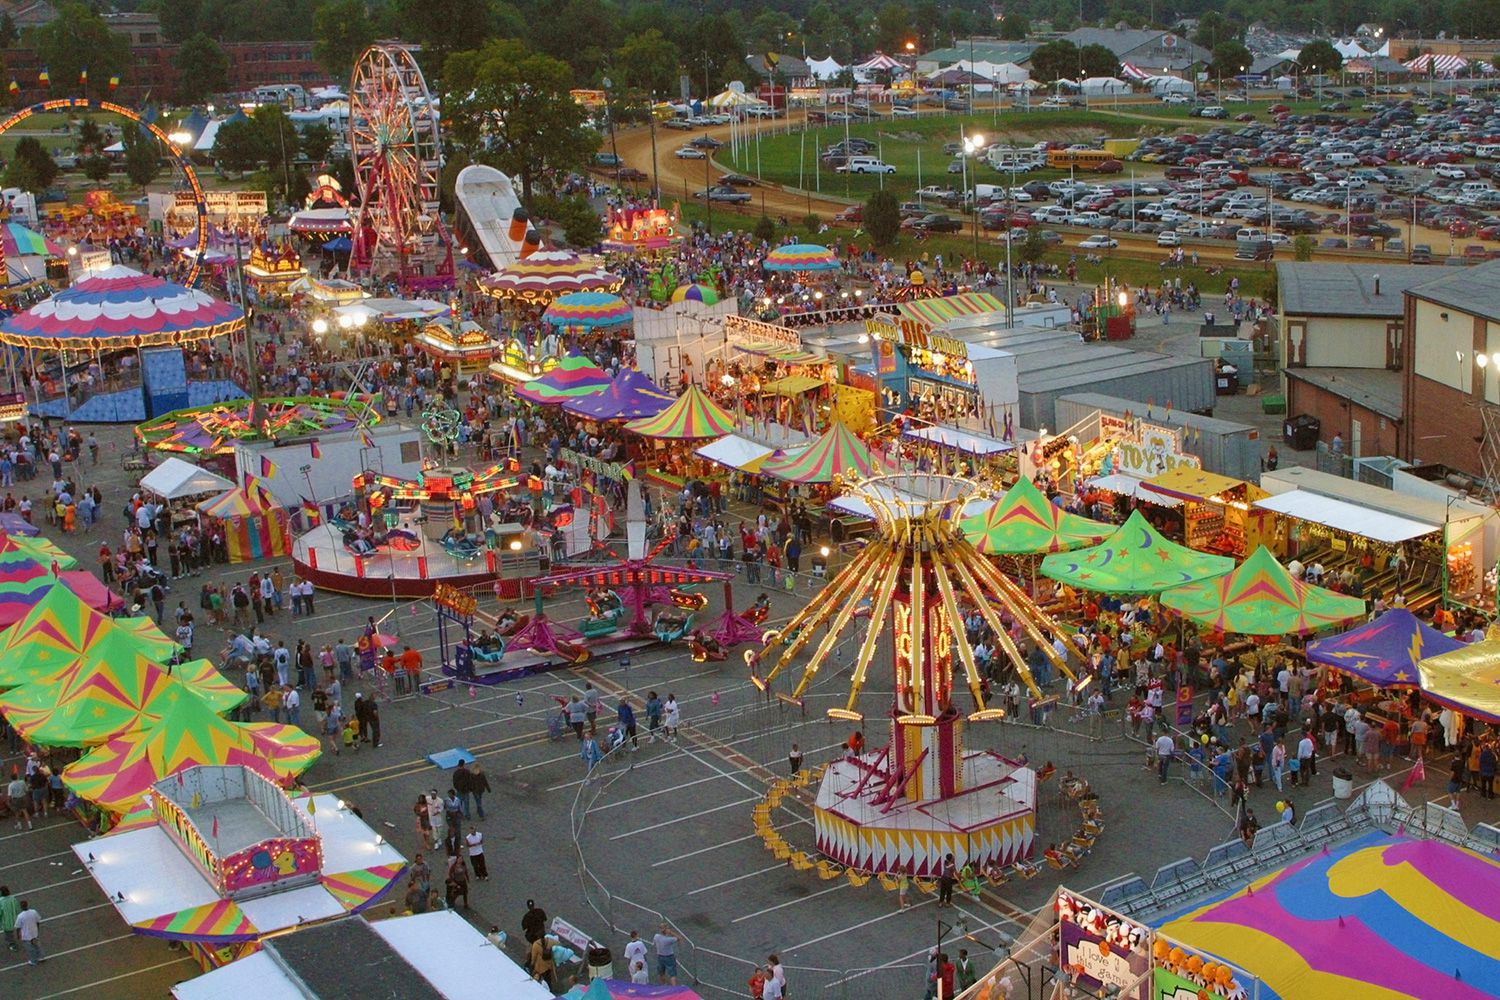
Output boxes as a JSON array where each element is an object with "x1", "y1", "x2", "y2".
[
  {"x1": 415, "y1": 318, "x2": 498, "y2": 377},
  {"x1": 1141, "y1": 466, "x2": 1272, "y2": 558}
]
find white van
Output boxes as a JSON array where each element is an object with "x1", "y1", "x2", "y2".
[
  {"x1": 1327, "y1": 151, "x2": 1358, "y2": 167},
  {"x1": 1461, "y1": 180, "x2": 1493, "y2": 195}
]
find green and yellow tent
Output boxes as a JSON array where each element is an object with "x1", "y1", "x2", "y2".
[
  {"x1": 960, "y1": 478, "x2": 1111, "y2": 555},
  {"x1": 1040, "y1": 509, "x2": 1234, "y2": 594},
  {"x1": 1160, "y1": 545, "x2": 1368, "y2": 636}
]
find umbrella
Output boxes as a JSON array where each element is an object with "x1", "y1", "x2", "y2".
[
  {"x1": 562, "y1": 369, "x2": 675, "y2": 421},
  {"x1": 0, "y1": 653, "x2": 245, "y2": 747},
  {"x1": 670, "y1": 283, "x2": 721, "y2": 305},
  {"x1": 64, "y1": 695, "x2": 321, "y2": 814},
  {"x1": 1306, "y1": 609, "x2": 1463, "y2": 688},
  {"x1": 479, "y1": 250, "x2": 620, "y2": 303},
  {"x1": 624, "y1": 385, "x2": 737, "y2": 440},
  {"x1": 761, "y1": 421, "x2": 882, "y2": 484},
  {"x1": 542, "y1": 291, "x2": 633, "y2": 329},
  {"x1": 0, "y1": 589, "x2": 176, "y2": 688},
  {"x1": 322, "y1": 236, "x2": 353, "y2": 252},
  {"x1": 1159, "y1": 546, "x2": 1368, "y2": 637},
  {"x1": 960, "y1": 478, "x2": 1110, "y2": 555},
  {"x1": 514, "y1": 355, "x2": 612, "y2": 404},
  {"x1": 1, "y1": 222, "x2": 63, "y2": 257},
  {"x1": 373, "y1": 631, "x2": 401, "y2": 649},
  {"x1": 763, "y1": 243, "x2": 840, "y2": 272},
  {"x1": 0, "y1": 265, "x2": 245, "y2": 350},
  {"x1": 1040, "y1": 510, "x2": 1234, "y2": 595}
]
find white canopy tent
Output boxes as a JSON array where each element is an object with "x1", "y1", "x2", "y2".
[
  {"x1": 694, "y1": 433, "x2": 810, "y2": 472},
  {"x1": 1080, "y1": 76, "x2": 1129, "y2": 96},
  {"x1": 1087, "y1": 474, "x2": 1184, "y2": 507},
  {"x1": 708, "y1": 88, "x2": 765, "y2": 108},
  {"x1": 806, "y1": 56, "x2": 846, "y2": 81},
  {"x1": 1146, "y1": 75, "x2": 1194, "y2": 93},
  {"x1": 139, "y1": 457, "x2": 234, "y2": 500},
  {"x1": 334, "y1": 298, "x2": 451, "y2": 323},
  {"x1": 1253, "y1": 490, "x2": 1438, "y2": 544},
  {"x1": 902, "y1": 424, "x2": 1015, "y2": 456},
  {"x1": 938, "y1": 60, "x2": 1031, "y2": 84}
]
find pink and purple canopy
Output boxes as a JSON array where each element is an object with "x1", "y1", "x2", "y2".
[
  {"x1": 1305, "y1": 608, "x2": 1463, "y2": 688},
  {"x1": 0, "y1": 265, "x2": 245, "y2": 350},
  {"x1": 562, "y1": 368, "x2": 675, "y2": 421},
  {"x1": 563, "y1": 980, "x2": 705, "y2": 1000},
  {"x1": 514, "y1": 355, "x2": 612, "y2": 404},
  {"x1": 543, "y1": 291, "x2": 633, "y2": 329},
  {"x1": 2, "y1": 222, "x2": 63, "y2": 257},
  {"x1": 762, "y1": 243, "x2": 840, "y2": 272}
]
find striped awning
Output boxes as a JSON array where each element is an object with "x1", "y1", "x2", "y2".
[
  {"x1": 1119, "y1": 62, "x2": 1151, "y2": 81},
  {"x1": 895, "y1": 291, "x2": 1005, "y2": 328}
]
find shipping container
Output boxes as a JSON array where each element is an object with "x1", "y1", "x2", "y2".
[{"x1": 1054, "y1": 391, "x2": 1262, "y2": 481}]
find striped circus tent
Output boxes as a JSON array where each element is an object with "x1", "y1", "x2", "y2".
[
  {"x1": 763, "y1": 243, "x2": 840, "y2": 272},
  {"x1": 895, "y1": 291, "x2": 1006, "y2": 327},
  {"x1": 761, "y1": 421, "x2": 881, "y2": 483},
  {"x1": 514, "y1": 354, "x2": 611, "y2": 403},
  {"x1": 1404, "y1": 53, "x2": 1468, "y2": 74},
  {"x1": 624, "y1": 384, "x2": 737, "y2": 440},
  {"x1": 960, "y1": 477, "x2": 1111, "y2": 555},
  {"x1": 196, "y1": 488, "x2": 291, "y2": 563},
  {"x1": 0, "y1": 585, "x2": 176, "y2": 682},
  {"x1": 1119, "y1": 62, "x2": 1151, "y2": 81}
]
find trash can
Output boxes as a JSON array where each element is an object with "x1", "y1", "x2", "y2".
[
  {"x1": 586, "y1": 945, "x2": 613, "y2": 980},
  {"x1": 1283, "y1": 414, "x2": 1321, "y2": 450},
  {"x1": 1332, "y1": 767, "x2": 1354, "y2": 800}
]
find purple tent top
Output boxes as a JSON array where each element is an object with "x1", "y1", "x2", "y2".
[
  {"x1": 561, "y1": 368, "x2": 675, "y2": 421},
  {"x1": 565, "y1": 980, "x2": 705, "y2": 1000},
  {"x1": 0, "y1": 513, "x2": 38, "y2": 537},
  {"x1": 1305, "y1": 608, "x2": 1463, "y2": 688}
]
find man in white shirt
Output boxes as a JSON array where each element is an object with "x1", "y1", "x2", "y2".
[
  {"x1": 1296, "y1": 731, "x2": 1316, "y2": 786},
  {"x1": 15, "y1": 899, "x2": 39, "y2": 965},
  {"x1": 623, "y1": 930, "x2": 647, "y2": 977},
  {"x1": 465, "y1": 828, "x2": 488, "y2": 880},
  {"x1": 1154, "y1": 733, "x2": 1175, "y2": 784}
]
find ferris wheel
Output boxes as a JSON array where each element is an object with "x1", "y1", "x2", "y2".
[{"x1": 348, "y1": 43, "x2": 453, "y2": 289}]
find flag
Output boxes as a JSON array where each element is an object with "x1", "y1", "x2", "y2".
[
  {"x1": 309, "y1": 441, "x2": 322, "y2": 459},
  {"x1": 241, "y1": 471, "x2": 255, "y2": 492},
  {"x1": 301, "y1": 496, "x2": 321, "y2": 527},
  {"x1": 260, "y1": 454, "x2": 278, "y2": 478},
  {"x1": 79, "y1": 67, "x2": 87, "y2": 87},
  {"x1": 108, "y1": 75, "x2": 119, "y2": 92},
  {"x1": 211, "y1": 815, "x2": 218, "y2": 839},
  {"x1": 306, "y1": 797, "x2": 316, "y2": 815},
  {"x1": 358, "y1": 427, "x2": 375, "y2": 449},
  {"x1": 255, "y1": 485, "x2": 273, "y2": 509},
  {"x1": 1401, "y1": 756, "x2": 1425, "y2": 791},
  {"x1": 6, "y1": 81, "x2": 16, "y2": 97},
  {"x1": 37, "y1": 67, "x2": 49, "y2": 87}
]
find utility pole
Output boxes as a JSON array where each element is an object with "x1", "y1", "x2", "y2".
[{"x1": 648, "y1": 89, "x2": 660, "y2": 203}]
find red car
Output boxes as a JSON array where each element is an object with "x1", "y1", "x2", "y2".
[
  {"x1": 1449, "y1": 219, "x2": 1474, "y2": 237},
  {"x1": 834, "y1": 205, "x2": 862, "y2": 223},
  {"x1": 1268, "y1": 103, "x2": 1289, "y2": 114}
]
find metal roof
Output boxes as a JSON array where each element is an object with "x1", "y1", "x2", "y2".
[
  {"x1": 1285, "y1": 367, "x2": 1403, "y2": 421},
  {"x1": 918, "y1": 41, "x2": 1038, "y2": 66},
  {"x1": 1275, "y1": 263, "x2": 1434, "y2": 318},
  {"x1": 1407, "y1": 259, "x2": 1500, "y2": 320},
  {"x1": 1057, "y1": 392, "x2": 1254, "y2": 435}
]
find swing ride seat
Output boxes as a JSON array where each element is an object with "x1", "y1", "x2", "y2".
[
  {"x1": 1014, "y1": 860, "x2": 1041, "y2": 879},
  {"x1": 1083, "y1": 819, "x2": 1105, "y2": 837},
  {"x1": 876, "y1": 873, "x2": 904, "y2": 892},
  {"x1": 1046, "y1": 855, "x2": 1071, "y2": 872},
  {"x1": 771, "y1": 841, "x2": 793, "y2": 861},
  {"x1": 986, "y1": 869, "x2": 1010, "y2": 889},
  {"x1": 912, "y1": 877, "x2": 938, "y2": 894},
  {"x1": 845, "y1": 869, "x2": 872, "y2": 887},
  {"x1": 791, "y1": 768, "x2": 814, "y2": 787},
  {"x1": 816, "y1": 860, "x2": 844, "y2": 880},
  {"x1": 788, "y1": 852, "x2": 816, "y2": 871}
]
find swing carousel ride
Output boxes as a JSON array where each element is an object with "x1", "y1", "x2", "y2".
[{"x1": 754, "y1": 474, "x2": 1079, "y2": 876}]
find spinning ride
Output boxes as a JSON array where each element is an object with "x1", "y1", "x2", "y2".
[
  {"x1": 755, "y1": 474, "x2": 1079, "y2": 876},
  {"x1": 348, "y1": 44, "x2": 453, "y2": 290}
]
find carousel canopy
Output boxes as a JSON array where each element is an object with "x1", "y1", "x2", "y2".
[
  {"x1": 761, "y1": 421, "x2": 880, "y2": 484},
  {"x1": 1159, "y1": 545, "x2": 1368, "y2": 636},
  {"x1": 562, "y1": 368, "x2": 675, "y2": 421},
  {"x1": 542, "y1": 291, "x2": 633, "y2": 329},
  {"x1": 671, "y1": 283, "x2": 721, "y2": 305},
  {"x1": 479, "y1": 249, "x2": 620, "y2": 302},
  {"x1": 288, "y1": 207, "x2": 352, "y2": 233},
  {"x1": 514, "y1": 354, "x2": 611, "y2": 404},
  {"x1": 1418, "y1": 624, "x2": 1500, "y2": 723},
  {"x1": 960, "y1": 477, "x2": 1111, "y2": 555},
  {"x1": 64, "y1": 694, "x2": 321, "y2": 814},
  {"x1": 0, "y1": 653, "x2": 244, "y2": 747},
  {"x1": 1306, "y1": 608, "x2": 1462, "y2": 688},
  {"x1": 0, "y1": 266, "x2": 245, "y2": 350},
  {"x1": 624, "y1": 385, "x2": 737, "y2": 440},
  {"x1": 334, "y1": 298, "x2": 449, "y2": 324},
  {"x1": 0, "y1": 586, "x2": 176, "y2": 689},
  {"x1": 1040, "y1": 509, "x2": 1234, "y2": 594},
  {"x1": 2, "y1": 221, "x2": 63, "y2": 257},
  {"x1": 763, "y1": 243, "x2": 840, "y2": 272}
]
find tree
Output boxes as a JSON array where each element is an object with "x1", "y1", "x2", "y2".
[
  {"x1": 213, "y1": 119, "x2": 268, "y2": 174},
  {"x1": 747, "y1": 10, "x2": 798, "y2": 53},
  {"x1": 679, "y1": 13, "x2": 743, "y2": 96},
  {"x1": 300, "y1": 122, "x2": 335, "y2": 163},
  {"x1": 394, "y1": 0, "x2": 496, "y2": 80},
  {"x1": 1210, "y1": 41, "x2": 1253, "y2": 80},
  {"x1": 78, "y1": 119, "x2": 104, "y2": 153},
  {"x1": 531, "y1": 0, "x2": 618, "y2": 83},
  {"x1": 173, "y1": 32, "x2": 229, "y2": 104},
  {"x1": 873, "y1": 4, "x2": 912, "y2": 53},
  {"x1": 251, "y1": 105, "x2": 297, "y2": 187},
  {"x1": 753, "y1": 215, "x2": 776, "y2": 242},
  {"x1": 1293, "y1": 234, "x2": 1314, "y2": 261},
  {"x1": 533, "y1": 193, "x2": 602, "y2": 247},
  {"x1": 864, "y1": 189, "x2": 900, "y2": 248},
  {"x1": 147, "y1": 0, "x2": 201, "y2": 43},
  {"x1": 33, "y1": 3, "x2": 131, "y2": 100},
  {"x1": 312, "y1": 0, "x2": 375, "y2": 80},
  {"x1": 83, "y1": 155, "x2": 112, "y2": 184},
  {"x1": 443, "y1": 39, "x2": 598, "y2": 200},
  {"x1": 1021, "y1": 225, "x2": 1047, "y2": 266},
  {"x1": 1028, "y1": 40, "x2": 1080, "y2": 83},
  {"x1": 122, "y1": 124, "x2": 162, "y2": 192},
  {"x1": 1191, "y1": 11, "x2": 1240, "y2": 49},
  {"x1": 3, "y1": 137, "x2": 58, "y2": 193},
  {"x1": 1298, "y1": 40, "x2": 1343, "y2": 76},
  {"x1": 0, "y1": 12, "x2": 17, "y2": 48},
  {"x1": 997, "y1": 14, "x2": 1030, "y2": 39},
  {"x1": 1078, "y1": 43, "x2": 1120, "y2": 78},
  {"x1": 616, "y1": 29, "x2": 678, "y2": 96}
]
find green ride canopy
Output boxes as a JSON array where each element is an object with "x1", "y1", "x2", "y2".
[
  {"x1": 1160, "y1": 545, "x2": 1369, "y2": 636},
  {"x1": 761, "y1": 421, "x2": 882, "y2": 484},
  {"x1": 960, "y1": 477, "x2": 1111, "y2": 555},
  {"x1": 1040, "y1": 509, "x2": 1234, "y2": 594}
]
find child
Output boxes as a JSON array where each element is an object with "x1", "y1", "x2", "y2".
[{"x1": 343, "y1": 717, "x2": 359, "y2": 752}]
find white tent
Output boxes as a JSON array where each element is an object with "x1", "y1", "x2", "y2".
[
  {"x1": 1146, "y1": 75, "x2": 1195, "y2": 93},
  {"x1": 140, "y1": 457, "x2": 234, "y2": 500},
  {"x1": 1080, "y1": 76, "x2": 1129, "y2": 96},
  {"x1": 1333, "y1": 38, "x2": 1372, "y2": 59},
  {"x1": 193, "y1": 119, "x2": 225, "y2": 152},
  {"x1": 806, "y1": 56, "x2": 846, "y2": 81},
  {"x1": 707, "y1": 88, "x2": 765, "y2": 108},
  {"x1": 1273, "y1": 74, "x2": 1295, "y2": 90},
  {"x1": 940, "y1": 59, "x2": 1030, "y2": 84}
]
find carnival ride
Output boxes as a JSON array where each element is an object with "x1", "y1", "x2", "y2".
[
  {"x1": 753, "y1": 474, "x2": 1084, "y2": 876},
  {"x1": 453, "y1": 164, "x2": 540, "y2": 269},
  {"x1": 135, "y1": 396, "x2": 379, "y2": 456},
  {"x1": 347, "y1": 43, "x2": 454, "y2": 290}
]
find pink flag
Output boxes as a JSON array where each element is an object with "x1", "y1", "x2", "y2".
[
  {"x1": 212, "y1": 815, "x2": 219, "y2": 839},
  {"x1": 1401, "y1": 756, "x2": 1425, "y2": 791}
]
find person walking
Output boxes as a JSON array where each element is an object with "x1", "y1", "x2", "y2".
[
  {"x1": 623, "y1": 931, "x2": 648, "y2": 982},
  {"x1": 0, "y1": 886, "x2": 18, "y2": 950},
  {"x1": 583, "y1": 683, "x2": 601, "y2": 736},
  {"x1": 1478, "y1": 742, "x2": 1497, "y2": 801},
  {"x1": 453, "y1": 761, "x2": 474, "y2": 819},
  {"x1": 366, "y1": 699, "x2": 382, "y2": 748},
  {"x1": 618, "y1": 697, "x2": 638, "y2": 750},
  {"x1": 645, "y1": 691, "x2": 663, "y2": 742},
  {"x1": 466, "y1": 827, "x2": 488, "y2": 880},
  {"x1": 1296, "y1": 729, "x2": 1317, "y2": 786},
  {"x1": 468, "y1": 761, "x2": 490, "y2": 818},
  {"x1": 581, "y1": 734, "x2": 603, "y2": 778},
  {"x1": 1155, "y1": 731, "x2": 1175, "y2": 784},
  {"x1": 664, "y1": 693, "x2": 681, "y2": 741},
  {"x1": 15, "y1": 899, "x2": 39, "y2": 965},
  {"x1": 567, "y1": 696, "x2": 587, "y2": 740},
  {"x1": 788, "y1": 743, "x2": 803, "y2": 775}
]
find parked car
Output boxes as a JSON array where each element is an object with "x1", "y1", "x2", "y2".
[
  {"x1": 1078, "y1": 234, "x2": 1118, "y2": 249},
  {"x1": 719, "y1": 173, "x2": 756, "y2": 187},
  {"x1": 1156, "y1": 230, "x2": 1182, "y2": 246},
  {"x1": 613, "y1": 166, "x2": 648, "y2": 181},
  {"x1": 833, "y1": 204, "x2": 863, "y2": 223},
  {"x1": 909, "y1": 213, "x2": 964, "y2": 233},
  {"x1": 837, "y1": 157, "x2": 896, "y2": 174},
  {"x1": 695, "y1": 185, "x2": 752, "y2": 203},
  {"x1": 688, "y1": 135, "x2": 724, "y2": 149},
  {"x1": 674, "y1": 146, "x2": 706, "y2": 159}
]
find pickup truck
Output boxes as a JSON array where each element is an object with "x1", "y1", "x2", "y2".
[
  {"x1": 695, "y1": 185, "x2": 752, "y2": 203},
  {"x1": 907, "y1": 214, "x2": 964, "y2": 233}
]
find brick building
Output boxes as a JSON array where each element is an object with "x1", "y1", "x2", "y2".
[{"x1": 2, "y1": 13, "x2": 333, "y2": 106}]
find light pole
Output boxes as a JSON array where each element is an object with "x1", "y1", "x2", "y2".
[{"x1": 963, "y1": 129, "x2": 985, "y2": 264}]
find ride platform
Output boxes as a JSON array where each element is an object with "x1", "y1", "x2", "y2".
[
  {"x1": 441, "y1": 632, "x2": 659, "y2": 685},
  {"x1": 292, "y1": 523, "x2": 527, "y2": 598}
]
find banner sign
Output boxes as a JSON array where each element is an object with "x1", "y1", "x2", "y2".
[
  {"x1": 561, "y1": 448, "x2": 633, "y2": 484},
  {"x1": 725, "y1": 315, "x2": 802, "y2": 350}
]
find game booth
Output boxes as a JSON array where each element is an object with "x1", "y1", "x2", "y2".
[{"x1": 197, "y1": 486, "x2": 293, "y2": 562}]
